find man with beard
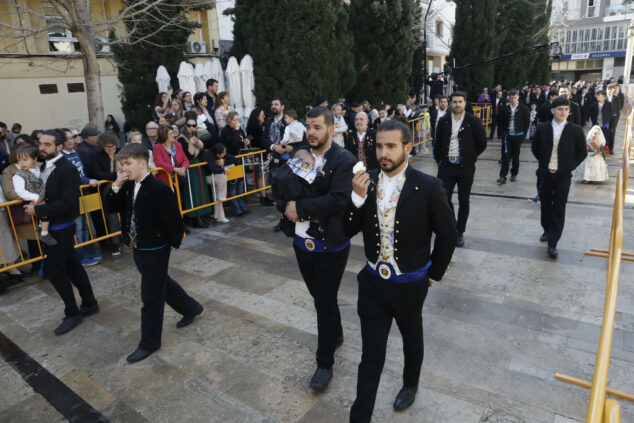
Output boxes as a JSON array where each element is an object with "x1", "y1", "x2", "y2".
[
  {"x1": 558, "y1": 86, "x2": 582, "y2": 126},
  {"x1": 265, "y1": 97, "x2": 288, "y2": 232},
  {"x1": 344, "y1": 119, "x2": 456, "y2": 423},
  {"x1": 434, "y1": 91, "x2": 487, "y2": 247},
  {"x1": 429, "y1": 95, "x2": 449, "y2": 141},
  {"x1": 282, "y1": 107, "x2": 356, "y2": 391},
  {"x1": 23, "y1": 129, "x2": 99, "y2": 335}
]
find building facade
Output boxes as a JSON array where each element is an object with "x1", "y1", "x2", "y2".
[
  {"x1": 421, "y1": 0, "x2": 455, "y2": 75},
  {"x1": 0, "y1": 0, "x2": 234, "y2": 133},
  {"x1": 550, "y1": 0, "x2": 633, "y2": 82}
]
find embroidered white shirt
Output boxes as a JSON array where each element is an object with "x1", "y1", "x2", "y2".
[
  {"x1": 449, "y1": 113, "x2": 464, "y2": 160},
  {"x1": 295, "y1": 146, "x2": 329, "y2": 238},
  {"x1": 509, "y1": 104, "x2": 518, "y2": 134}
]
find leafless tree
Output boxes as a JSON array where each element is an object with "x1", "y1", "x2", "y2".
[{"x1": 0, "y1": 0, "x2": 213, "y2": 128}]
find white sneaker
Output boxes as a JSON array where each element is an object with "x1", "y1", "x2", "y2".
[{"x1": 217, "y1": 217, "x2": 230, "y2": 224}]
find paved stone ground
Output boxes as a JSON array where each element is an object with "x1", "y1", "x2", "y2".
[{"x1": 1, "y1": 125, "x2": 633, "y2": 423}]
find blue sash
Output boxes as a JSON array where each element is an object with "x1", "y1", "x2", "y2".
[
  {"x1": 50, "y1": 221, "x2": 74, "y2": 231},
  {"x1": 293, "y1": 236, "x2": 349, "y2": 253},
  {"x1": 365, "y1": 260, "x2": 432, "y2": 283}
]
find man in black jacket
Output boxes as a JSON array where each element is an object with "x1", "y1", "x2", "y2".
[
  {"x1": 559, "y1": 86, "x2": 582, "y2": 126},
  {"x1": 105, "y1": 143, "x2": 204, "y2": 363},
  {"x1": 429, "y1": 95, "x2": 449, "y2": 141},
  {"x1": 24, "y1": 129, "x2": 99, "y2": 335},
  {"x1": 579, "y1": 86, "x2": 593, "y2": 126},
  {"x1": 489, "y1": 90, "x2": 506, "y2": 139},
  {"x1": 345, "y1": 119, "x2": 456, "y2": 423},
  {"x1": 537, "y1": 90, "x2": 558, "y2": 123},
  {"x1": 590, "y1": 90, "x2": 612, "y2": 146},
  {"x1": 434, "y1": 91, "x2": 487, "y2": 247},
  {"x1": 282, "y1": 107, "x2": 356, "y2": 391},
  {"x1": 345, "y1": 111, "x2": 378, "y2": 171},
  {"x1": 531, "y1": 97, "x2": 587, "y2": 258},
  {"x1": 497, "y1": 89, "x2": 530, "y2": 184}
]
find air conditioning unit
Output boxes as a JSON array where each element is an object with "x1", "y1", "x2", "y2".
[
  {"x1": 95, "y1": 37, "x2": 110, "y2": 54},
  {"x1": 189, "y1": 40, "x2": 206, "y2": 54}
]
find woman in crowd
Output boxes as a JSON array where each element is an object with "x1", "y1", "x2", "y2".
[
  {"x1": 182, "y1": 91, "x2": 194, "y2": 112},
  {"x1": 246, "y1": 108, "x2": 273, "y2": 206},
  {"x1": 194, "y1": 93, "x2": 219, "y2": 141},
  {"x1": 0, "y1": 184, "x2": 23, "y2": 286},
  {"x1": 128, "y1": 131, "x2": 156, "y2": 168},
  {"x1": 214, "y1": 91, "x2": 233, "y2": 131},
  {"x1": 332, "y1": 103, "x2": 347, "y2": 148},
  {"x1": 206, "y1": 143, "x2": 231, "y2": 224},
  {"x1": 177, "y1": 120, "x2": 212, "y2": 228},
  {"x1": 154, "y1": 89, "x2": 173, "y2": 120},
  {"x1": 153, "y1": 124, "x2": 189, "y2": 188},
  {"x1": 90, "y1": 132, "x2": 122, "y2": 256},
  {"x1": 105, "y1": 114, "x2": 120, "y2": 135},
  {"x1": 168, "y1": 99, "x2": 187, "y2": 128},
  {"x1": 220, "y1": 111, "x2": 250, "y2": 216}
]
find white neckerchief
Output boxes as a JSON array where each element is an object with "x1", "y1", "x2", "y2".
[
  {"x1": 45, "y1": 153, "x2": 64, "y2": 169},
  {"x1": 295, "y1": 146, "x2": 330, "y2": 238},
  {"x1": 357, "y1": 131, "x2": 366, "y2": 143},
  {"x1": 379, "y1": 164, "x2": 408, "y2": 212},
  {"x1": 449, "y1": 113, "x2": 464, "y2": 158}
]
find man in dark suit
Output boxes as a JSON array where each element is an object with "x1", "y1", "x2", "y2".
[
  {"x1": 537, "y1": 90, "x2": 559, "y2": 123},
  {"x1": 434, "y1": 91, "x2": 487, "y2": 247},
  {"x1": 24, "y1": 129, "x2": 99, "y2": 335},
  {"x1": 204, "y1": 78, "x2": 219, "y2": 119},
  {"x1": 531, "y1": 97, "x2": 587, "y2": 259},
  {"x1": 429, "y1": 95, "x2": 449, "y2": 141},
  {"x1": 489, "y1": 90, "x2": 506, "y2": 139},
  {"x1": 281, "y1": 107, "x2": 356, "y2": 391},
  {"x1": 559, "y1": 86, "x2": 582, "y2": 126},
  {"x1": 590, "y1": 90, "x2": 613, "y2": 147},
  {"x1": 105, "y1": 143, "x2": 204, "y2": 363},
  {"x1": 345, "y1": 119, "x2": 456, "y2": 423},
  {"x1": 610, "y1": 84, "x2": 624, "y2": 154},
  {"x1": 345, "y1": 111, "x2": 378, "y2": 171},
  {"x1": 496, "y1": 89, "x2": 530, "y2": 184},
  {"x1": 579, "y1": 87, "x2": 593, "y2": 126}
]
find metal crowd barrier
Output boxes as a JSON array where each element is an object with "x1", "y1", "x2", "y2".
[
  {"x1": 407, "y1": 116, "x2": 432, "y2": 149},
  {"x1": 555, "y1": 110, "x2": 633, "y2": 423},
  {"x1": 172, "y1": 149, "x2": 270, "y2": 216},
  {"x1": 472, "y1": 103, "x2": 492, "y2": 129}
]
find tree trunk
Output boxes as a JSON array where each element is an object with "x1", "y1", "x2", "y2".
[{"x1": 72, "y1": 0, "x2": 104, "y2": 129}]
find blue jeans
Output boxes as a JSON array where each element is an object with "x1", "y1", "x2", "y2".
[
  {"x1": 74, "y1": 215, "x2": 95, "y2": 259},
  {"x1": 227, "y1": 179, "x2": 247, "y2": 215}
]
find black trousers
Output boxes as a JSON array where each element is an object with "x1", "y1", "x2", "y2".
[
  {"x1": 537, "y1": 171, "x2": 571, "y2": 248},
  {"x1": 437, "y1": 164, "x2": 475, "y2": 234},
  {"x1": 608, "y1": 117, "x2": 618, "y2": 152},
  {"x1": 500, "y1": 134, "x2": 524, "y2": 177},
  {"x1": 45, "y1": 224, "x2": 97, "y2": 317},
  {"x1": 489, "y1": 118, "x2": 498, "y2": 139},
  {"x1": 293, "y1": 244, "x2": 349, "y2": 369},
  {"x1": 350, "y1": 268, "x2": 429, "y2": 423},
  {"x1": 133, "y1": 246, "x2": 200, "y2": 351}
]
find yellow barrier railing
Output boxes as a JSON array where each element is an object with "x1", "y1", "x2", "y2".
[
  {"x1": 171, "y1": 149, "x2": 271, "y2": 216},
  {"x1": 0, "y1": 179, "x2": 125, "y2": 274},
  {"x1": 472, "y1": 104, "x2": 492, "y2": 129},
  {"x1": 555, "y1": 110, "x2": 633, "y2": 423}
]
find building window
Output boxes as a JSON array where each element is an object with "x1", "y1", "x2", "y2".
[
  {"x1": 46, "y1": 16, "x2": 80, "y2": 53},
  {"x1": 39, "y1": 84, "x2": 58, "y2": 94},
  {"x1": 587, "y1": 0, "x2": 600, "y2": 18},
  {"x1": 568, "y1": 0, "x2": 581, "y2": 20},
  {"x1": 67, "y1": 83, "x2": 84, "y2": 93},
  {"x1": 436, "y1": 21, "x2": 443, "y2": 38}
]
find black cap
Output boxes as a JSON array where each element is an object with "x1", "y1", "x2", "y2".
[
  {"x1": 550, "y1": 96, "x2": 570, "y2": 109},
  {"x1": 80, "y1": 126, "x2": 101, "y2": 138}
]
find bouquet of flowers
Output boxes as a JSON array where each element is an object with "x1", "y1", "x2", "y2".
[{"x1": 590, "y1": 145, "x2": 610, "y2": 158}]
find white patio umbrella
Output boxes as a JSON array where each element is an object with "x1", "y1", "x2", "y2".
[
  {"x1": 240, "y1": 54, "x2": 256, "y2": 121},
  {"x1": 194, "y1": 62, "x2": 208, "y2": 93},
  {"x1": 210, "y1": 57, "x2": 226, "y2": 92},
  {"x1": 226, "y1": 56, "x2": 243, "y2": 113},
  {"x1": 155, "y1": 65, "x2": 170, "y2": 93},
  {"x1": 177, "y1": 61, "x2": 197, "y2": 95}
]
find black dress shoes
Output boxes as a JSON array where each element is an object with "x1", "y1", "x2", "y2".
[
  {"x1": 539, "y1": 233, "x2": 548, "y2": 242},
  {"x1": 260, "y1": 197, "x2": 274, "y2": 206},
  {"x1": 510, "y1": 175, "x2": 517, "y2": 182},
  {"x1": 273, "y1": 222, "x2": 281, "y2": 232},
  {"x1": 393, "y1": 385, "x2": 418, "y2": 411},
  {"x1": 126, "y1": 347, "x2": 158, "y2": 363},
  {"x1": 456, "y1": 233, "x2": 465, "y2": 248},
  {"x1": 548, "y1": 247, "x2": 558, "y2": 259},
  {"x1": 176, "y1": 304, "x2": 204, "y2": 328},
  {"x1": 54, "y1": 315, "x2": 83, "y2": 335},
  {"x1": 79, "y1": 301, "x2": 100, "y2": 317},
  {"x1": 309, "y1": 367, "x2": 333, "y2": 391},
  {"x1": 496, "y1": 176, "x2": 506, "y2": 184},
  {"x1": 193, "y1": 217, "x2": 209, "y2": 228}
]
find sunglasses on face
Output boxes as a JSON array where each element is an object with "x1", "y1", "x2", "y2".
[{"x1": 186, "y1": 124, "x2": 197, "y2": 128}]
